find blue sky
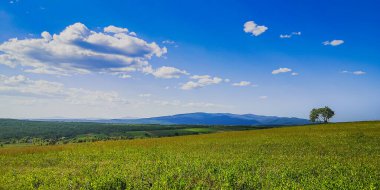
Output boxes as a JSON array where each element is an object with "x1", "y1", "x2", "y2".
[{"x1": 0, "y1": 0, "x2": 379, "y2": 121}]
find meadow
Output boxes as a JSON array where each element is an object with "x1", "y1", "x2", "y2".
[{"x1": 0, "y1": 121, "x2": 379, "y2": 189}]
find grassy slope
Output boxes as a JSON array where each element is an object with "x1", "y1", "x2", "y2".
[{"x1": 0, "y1": 121, "x2": 379, "y2": 189}]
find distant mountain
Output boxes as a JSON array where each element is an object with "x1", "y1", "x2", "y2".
[
  {"x1": 31, "y1": 112, "x2": 310, "y2": 126},
  {"x1": 54, "y1": 112, "x2": 308, "y2": 126}
]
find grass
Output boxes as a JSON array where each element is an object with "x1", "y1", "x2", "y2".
[{"x1": 0, "y1": 121, "x2": 379, "y2": 189}]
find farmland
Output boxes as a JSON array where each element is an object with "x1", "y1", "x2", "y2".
[{"x1": 0, "y1": 121, "x2": 379, "y2": 189}]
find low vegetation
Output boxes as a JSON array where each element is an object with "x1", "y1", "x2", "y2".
[{"x1": 0, "y1": 121, "x2": 379, "y2": 189}]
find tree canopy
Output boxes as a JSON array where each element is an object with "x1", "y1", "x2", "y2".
[{"x1": 310, "y1": 106, "x2": 335, "y2": 123}]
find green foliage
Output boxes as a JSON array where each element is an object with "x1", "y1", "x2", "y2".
[
  {"x1": 310, "y1": 106, "x2": 335, "y2": 123},
  {"x1": 0, "y1": 121, "x2": 379, "y2": 189},
  {"x1": 0, "y1": 119, "x2": 261, "y2": 146}
]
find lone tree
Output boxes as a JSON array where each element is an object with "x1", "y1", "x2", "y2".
[{"x1": 309, "y1": 106, "x2": 335, "y2": 123}]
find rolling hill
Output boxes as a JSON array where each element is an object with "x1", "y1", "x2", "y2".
[
  {"x1": 0, "y1": 121, "x2": 379, "y2": 189},
  {"x1": 36, "y1": 112, "x2": 310, "y2": 126}
]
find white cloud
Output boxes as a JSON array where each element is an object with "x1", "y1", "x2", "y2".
[
  {"x1": 41, "y1": 31, "x2": 52, "y2": 41},
  {"x1": 323, "y1": 40, "x2": 344, "y2": 46},
  {"x1": 232, "y1": 81, "x2": 251, "y2": 87},
  {"x1": 272, "y1": 68, "x2": 292, "y2": 74},
  {"x1": 162, "y1": 40, "x2": 178, "y2": 48},
  {"x1": 0, "y1": 74, "x2": 127, "y2": 105},
  {"x1": 103, "y1": 25, "x2": 129, "y2": 33},
  {"x1": 146, "y1": 66, "x2": 189, "y2": 79},
  {"x1": 190, "y1": 75, "x2": 210, "y2": 80},
  {"x1": 259, "y1": 96, "x2": 268, "y2": 99},
  {"x1": 0, "y1": 22, "x2": 167, "y2": 76},
  {"x1": 153, "y1": 100, "x2": 226, "y2": 108},
  {"x1": 243, "y1": 21, "x2": 268, "y2": 36},
  {"x1": 291, "y1": 72, "x2": 299, "y2": 76},
  {"x1": 280, "y1": 34, "x2": 292, "y2": 39},
  {"x1": 353, "y1": 71, "x2": 366, "y2": 75},
  {"x1": 139, "y1": 93, "x2": 152, "y2": 97},
  {"x1": 342, "y1": 70, "x2": 366, "y2": 75},
  {"x1": 181, "y1": 75, "x2": 223, "y2": 90},
  {"x1": 162, "y1": 40, "x2": 175, "y2": 44},
  {"x1": 119, "y1": 74, "x2": 132, "y2": 79},
  {"x1": 292, "y1": 32, "x2": 301, "y2": 35},
  {"x1": 280, "y1": 32, "x2": 301, "y2": 39}
]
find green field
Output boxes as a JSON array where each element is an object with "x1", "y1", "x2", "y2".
[{"x1": 0, "y1": 121, "x2": 379, "y2": 189}]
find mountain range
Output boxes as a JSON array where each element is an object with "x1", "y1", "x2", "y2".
[{"x1": 34, "y1": 112, "x2": 310, "y2": 126}]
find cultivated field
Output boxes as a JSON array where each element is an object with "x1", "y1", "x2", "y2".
[{"x1": 0, "y1": 121, "x2": 379, "y2": 189}]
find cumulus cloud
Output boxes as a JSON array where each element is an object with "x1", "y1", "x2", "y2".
[
  {"x1": 0, "y1": 22, "x2": 167, "y2": 76},
  {"x1": 0, "y1": 74, "x2": 128, "y2": 105},
  {"x1": 323, "y1": 40, "x2": 344, "y2": 46},
  {"x1": 181, "y1": 75, "x2": 223, "y2": 90},
  {"x1": 291, "y1": 72, "x2": 299, "y2": 76},
  {"x1": 272, "y1": 68, "x2": 292, "y2": 74},
  {"x1": 144, "y1": 66, "x2": 189, "y2": 79},
  {"x1": 232, "y1": 81, "x2": 251, "y2": 87},
  {"x1": 243, "y1": 21, "x2": 268, "y2": 36},
  {"x1": 104, "y1": 25, "x2": 128, "y2": 33}
]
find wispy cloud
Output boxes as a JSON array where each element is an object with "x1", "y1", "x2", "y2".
[
  {"x1": 144, "y1": 66, "x2": 189, "y2": 79},
  {"x1": 341, "y1": 70, "x2": 366, "y2": 75},
  {"x1": 139, "y1": 93, "x2": 152, "y2": 97},
  {"x1": 232, "y1": 81, "x2": 253, "y2": 87},
  {"x1": 272, "y1": 68, "x2": 292, "y2": 75},
  {"x1": 259, "y1": 96, "x2": 268, "y2": 100},
  {"x1": 181, "y1": 75, "x2": 223, "y2": 90},
  {"x1": 162, "y1": 40, "x2": 175, "y2": 44},
  {"x1": 353, "y1": 71, "x2": 366, "y2": 75},
  {"x1": 162, "y1": 40, "x2": 178, "y2": 48},
  {"x1": 9, "y1": 0, "x2": 19, "y2": 4},
  {"x1": 118, "y1": 74, "x2": 132, "y2": 79},
  {"x1": 280, "y1": 32, "x2": 301, "y2": 39},
  {"x1": 280, "y1": 34, "x2": 292, "y2": 39},
  {"x1": 323, "y1": 40, "x2": 344, "y2": 46},
  {"x1": 0, "y1": 74, "x2": 128, "y2": 105},
  {"x1": 292, "y1": 32, "x2": 301, "y2": 35},
  {"x1": 0, "y1": 74, "x2": 228, "y2": 110}
]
